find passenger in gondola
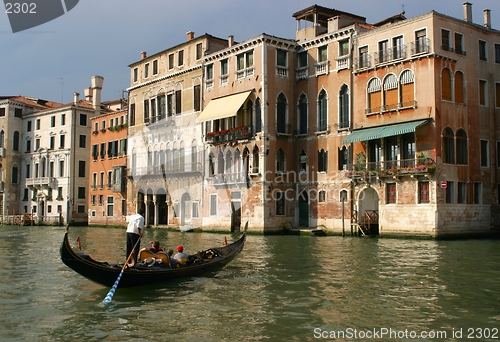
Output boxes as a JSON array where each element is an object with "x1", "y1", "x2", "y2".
[
  {"x1": 148, "y1": 241, "x2": 163, "y2": 253},
  {"x1": 173, "y1": 245, "x2": 189, "y2": 266}
]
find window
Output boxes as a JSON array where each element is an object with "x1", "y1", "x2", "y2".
[
  {"x1": 152, "y1": 60, "x2": 158, "y2": 75},
  {"x1": 318, "y1": 90, "x2": 327, "y2": 132},
  {"x1": 385, "y1": 136, "x2": 398, "y2": 168},
  {"x1": 318, "y1": 149, "x2": 328, "y2": 172},
  {"x1": 383, "y1": 74, "x2": 398, "y2": 109},
  {"x1": 474, "y1": 182, "x2": 482, "y2": 204},
  {"x1": 49, "y1": 162, "x2": 54, "y2": 177},
  {"x1": 445, "y1": 181, "x2": 455, "y2": 204},
  {"x1": 144, "y1": 63, "x2": 149, "y2": 78},
  {"x1": 50, "y1": 116, "x2": 55, "y2": 127},
  {"x1": 0, "y1": 108, "x2": 4, "y2": 117},
  {"x1": 338, "y1": 146, "x2": 350, "y2": 171},
  {"x1": 210, "y1": 194, "x2": 217, "y2": 215},
  {"x1": 495, "y1": 44, "x2": 500, "y2": 64},
  {"x1": 57, "y1": 187, "x2": 63, "y2": 200},
  {"x1": 59, "y1": 161, "x2": 64, "y2": 177},
  {"x1": 255, "y1": 98, "x2": 262, "y2": 133},
  {"x1": 276, "y1": 148, "x2": 285, "y2": 173},
  {"x1": 59, "y1": 135, "x2": 65, "y2": 148},
  {"x1": 79, "y1": 114, "x2": 87, "y2": 126},
  {"x1": 133, "y1": 68, "x2": 138, "y2": 82},
  {"x1": 386, "y1": 183, "x2": 396, "y2": 204},
  {"x1": 441, "y1": 29, "x2": 451, "y2": 50},
  {"x1": 401, "y1": 133, "x2": 415, "y2": 166},
  {"x1": 299, "y1": 150, "x2": 307, "y2": 172},
  {"x1": 276, "y1": 191, "x2": 285, "y2": 215},
  {"x1": 91, "y1": 195, "x2": 96, "y2": 206},
  {"x1": 340, "y1": 190, "x2": 348, "y2": 202},
  {"x1": 367, "y1": 78, "x2": 382, "y2": 113},
  {"x1": 23, "y1": 188, "x2": 28, "y2": 201},
  {"x1": 92, "y1": 173, "x2": 97, "y2": 189},
  {"x1": 178, "y1": 50, "x2": 184, "y2": 66},
  {"x1": 35, "y1": 119, "x2": 40, "y2": 130},
  {"x1": 144, "y1": 99, "x2": 150, "y2": 122},
  {"x1": 35, "y1": 138, "x2": 40, "y2": 150},
  {"x1": 480, "y1": 140, "x2": 489, "y2": 167},
  {"x1": 458, "y1": 182, "x2": 467, "y2": 204},
  {"x1": 414, "y1": 29, "x2": 427, "y2": 54},
  {"x1": 276, "y1": 93, "x2": 287, "y2": 134},
  {"x1": 107, "y1": 196, "x2": 114, "y2": 216},
  {"x1": 298, "y1": 51, "x2": 307, "y2": 68},
  {"x1": 192, "y1": 202, "x2": 199, "y2": 218},
  {"x1": 455, "y1": 33, "x2": 465, "y2": 54},
  {"x1": 277, "y1": 49, "x2": 287, "y2": 67},
  {"x1": 78, "y1": 160, "x2": 85, "y2": 177},
  {"x1": 130, "y1": 103, "x2": 136, "y2": 126},
  {"x1": 196, "y1": 43, "x2": 203, "y2": 60},
  {"x1": 455, "y1": 71, "x2": 465, "y2": 104},
  {"x1": 77, "y1": 187, "x2": 85, "y2": 199},
  {"x1": 79, "y1": 135, "x2": 86, "y2": 148},
  {"x1": 443, "y1": 127, "x2": 455, "y2": 164},
  {"x1": 49, "y1": 136, "x2": 55, "y2": 149},
  {"x1": 175, "y1": 90, "x2": 182, "y2": 114},
  {"x1": 419, "y1": 182, "x2": 430, "y2": 203},
  {"x1": 358, "y1": 46, "x2": 369, "y2": 68},
  {"x1": 206, "y1": 64, "x2": 214, "y2": 87},
  {"x1": 339, "y1": 85, "x2": 349, "y2": 129},
  {"x1": 298, "y1": 94, "x2": 308, "y2": 134},
  {"x1": 479, "y1": 40, "x2": 487, "y2": 61},
  {"x1": 220, "y1": 59, "x2": 228, "y2": 76},
  {"x1": 26, "y1": 140, "x2": 31, "y2": 153},
  {"x1": 150, "y1": 98, "x2": 156, "y2": 120},
  {"x1": 168, "y1": 53, "x2": 174, "y2": 69},
  {"x1": 378, "y1": 39, "x2": 389, "y2": 63},
  {"x1": 456, "y1": 129, "x2": 468, "y2": 165},
  {"x1": 318, "y1": 45, "x2": 327, "y2": 62},
  {"x1": 194, "y1": 85, "x2": 201, "y2": 112},
  {"x1": 252, "y1": 146, "x2": 259, "y2": 173},
  {"x1": 27, "y1": 120, "x2": 32, "y2": 132},
  {"x1": 393, "y1": 36, "x2": 404, "y2": 59},
  {"x1": 100, "y1": 143, "x2": 106, "y2": 159},
  {"x1": 13, "y1": 131, "x2": 19, "y2": 151},
  {"x1": 479, "y1": 80, "x2": 487, "y2": 106},
  {"x1": 11, "y1": 166, "x2": 18, "y2": 184},
  {"x1": 107, "y1": 171, "x2": 112, "y2": 188},
  {"x1": 14, "y1": 108, "x2": 22, "y2": 118},
  {"x1": 441, "y1": 68, "x2": 452, "y2": 101},
  {"x1": 339, "y1": 39, "x2": 349, "y2": 56},
  {"x1": 77, "y1": 205, "x2": 85, "y2": 214},
  {"x1": 25, "y1": 163, "x2": 30, "y2": 178},
  {"x1": 496, "y1": 83, "x2": 500, "y2": 108},
  {"x1": 99, "y1": 195, "x2": 104, "y2": 205}
]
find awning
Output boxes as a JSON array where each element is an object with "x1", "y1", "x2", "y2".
[
  {"x1": 197, "y1": 91, "x2": 252, "y2": 123},
  {"x1": 342, "y1": 119, "x2": 429, "y2": 144}
]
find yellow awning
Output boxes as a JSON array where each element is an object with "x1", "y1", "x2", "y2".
[{"x1": 197, "y1": 91, "x2": 252, "y2": 123}]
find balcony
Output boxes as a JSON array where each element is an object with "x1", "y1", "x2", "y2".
[
  {"x1": 411, "y1": 38, "x2": 431, "y2": 55},
  {"x1": 345, "y1": 158, "x2": 436, "y2": 182},
  {"x1": 212, "y1": 173, "x2": 249, "y2": 187},
  {"x1": 296, "y1": 67, "x2": 308, "y2": 80},
  {"x1": 315, "y1": 60, "x2": 329, "y2": 76},
  {"x1": 130, "y1": 162, "x2": 203, "y2": 178},
  {"x1": 374, "y1": 45, "x2": 407, "y2": 65},
  {"x1": 336, "y1": 55, "x2": 350, "y2": 70},
  {"x1": 276, "y1": 66, "x2": 288, "y2": 78},
  {"x1": 365, "y1": 100, "x2": 418, "y2": 115},
  {"x1": 26, "y1": 177, "x2": 55, "y2": 188},
  {"x1": 206, "y1": 126, "x2": 254, "y2": 145}
]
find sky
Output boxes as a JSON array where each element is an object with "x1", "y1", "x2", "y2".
[{"x1": 1, "y1": 0, "x2": 499, "y2": 104}]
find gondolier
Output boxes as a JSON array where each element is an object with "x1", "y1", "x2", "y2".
[{"x1": 125, "y1": 209, "x2": 145, "y2": 263}]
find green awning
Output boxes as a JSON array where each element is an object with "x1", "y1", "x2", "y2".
[{"x1": 342, "y1": 119, "x2": 429, "y2": 144}]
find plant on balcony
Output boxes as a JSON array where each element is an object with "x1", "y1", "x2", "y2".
[
  {"x1": 354, "y1": 152, "x2": 366, "y2": 171},
  {"x1": 220, "y1": 129, "x2": 229, "y2": 135},
  {"x1": 207, "y1": 132, "x2": 216, "y2": 137},
  {"x1": 241, "y1": 132, "x2": 251, "y2": 138}
]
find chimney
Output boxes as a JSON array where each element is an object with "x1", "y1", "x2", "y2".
[
  {"x1": 84, "y1": 87, "x2": 92, "y2": 101},
  {"x1": 90, "y1": 75, "x2": 104, "y2": 111},
  {"x1": 187, "y1": 31, "x2": 195, "y2": 40},
  {"x1": 484, "y1": 9, "x2": 491, "y2": 29},
  {"x1": 228, "y1": 35, "x2": 234, "y2": 47},
  {"x1": 141, "y1": 51, "x2": 147, "y2": 59},
  {"x1": 73, "y1": 92, "x2": 79, "y2": 105},
  {"x1": 463, "y1": 2, "x2": 473, "y2": 23}
]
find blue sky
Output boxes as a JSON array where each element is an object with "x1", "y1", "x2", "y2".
[{"x1": 1, "y1": 0, "x2": 499, "y2": 103}]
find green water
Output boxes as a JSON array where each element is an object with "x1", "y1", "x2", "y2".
[{"x1": 0, "y1": 225, "x2": 499, "y2": 341}]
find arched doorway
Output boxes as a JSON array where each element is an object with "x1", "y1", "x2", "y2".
[
  {"x1": 180, "y1": 192, "x2": 191, "y2": 227},
  {"x1": 156, "y1": 188, "x2": 167, "y2": 225},
  {"x1": 358, "y1": 186, "x2": 379, "y2": 235},
  {"x1": 298, "y1": 189, "x2": 309, "y2": 227}
]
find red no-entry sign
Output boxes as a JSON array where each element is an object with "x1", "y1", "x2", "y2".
[{"x1": 441, "y1": 181, "x2": 447, "y2": 189}]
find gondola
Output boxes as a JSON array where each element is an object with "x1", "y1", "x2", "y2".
[{"x1": 60, "y1": 227, "x2": 246, "y2": 288}]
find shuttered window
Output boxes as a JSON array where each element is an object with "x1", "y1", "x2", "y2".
[{"x1": 442, "y1": 68, "x2": 452, "y2": 101}]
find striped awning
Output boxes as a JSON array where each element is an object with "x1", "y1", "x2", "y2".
[
  {"x1": 197, "y1": 91, "x2": 251, "y2": 123},
  {"x1": 342, "y1": 119, "x2": 429, "y2": 144}
]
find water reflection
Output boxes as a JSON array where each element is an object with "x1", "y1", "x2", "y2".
[{"x1": 1, "y1": 226, "x2": 500, "y2": 341}]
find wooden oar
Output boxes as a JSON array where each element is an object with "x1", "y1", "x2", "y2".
[{"x1": 102, "y1": 237, "x2": 141, "y2": 304}]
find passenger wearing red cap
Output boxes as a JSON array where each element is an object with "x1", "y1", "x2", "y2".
[{"x1": 173, "y1": 245, "x2": 189, "y2": 265}]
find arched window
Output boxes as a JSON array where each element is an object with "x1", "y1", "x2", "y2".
[
  {"x1": 245, "y1": 100, "x2": 253, "y2": 128},
  {"x1": 277, "y1": 148, "x2": 285, "y2": 172},
  {"x1": 234, "y1": 149, "x2": 241, "y2": 178},
  {"x1": 339, "y1": 85, "x2": 349, "y2": 129},
  {"x1": 179, "y1": 141, "x2": 185, "y2": 172},
  {"x1": 254, "y1": 98, "x2": 262, "y2": 133},
  {"x1": 208, "y1": 152, "x2": 215, "y2": 176},
  {"x1": 443, "y1": 127, "x2": 455, "y2": 164},
  {"x1": 318, "y1": 148, "x2": 328, "y2": 172},
  {"x1": 338, "y1": 145, "x2": 350, "y2": 170},
  {"x1": 454, "y1": 71, "x2": 465, "y2": 104},
  {"x1": 0, "y1": 130, "x2": 4, "y2": 148},
  {"x1": 217, "y1": 148, "x2": 224, "y2": 174},
  {"x1": 298, "y1": 94, "x2": 308, "y2": 135},
  {"x1": 225, "y1": 150, "x2": 233, "y2": 175},
  {"x1": 442, "y1": 68, "x2": 452, "y2": 101},
  {"x1": 400, "y1": 70, "x2": 415, "y2": 105},
  {"x1": 456, "y1": 129, "x2": 468, "y2": 165},
  {"x1": 276, "y1": 93, "x2": 287, "y2": 134},
  {"x1": 383, "y1": 74, "x2": 398, "y2": 110},
  {"x1": 252, "y1": 146, "x2": 259, "y2": 173},
  {"x1": 243, "y1": 147, "x2": 250, "y2": 176},
  {"x1": 318, "y1": 90, "x2": 328, "y2": 131},
  {"x1": 191, "y1": 140, "x2": 198, "y2": 172},
  {"x1": 367, "y1": 78, "x2": 381, "y2": 113},
  {"x1": 13, "y1": 131, "x2": 19, "y2": 151}
]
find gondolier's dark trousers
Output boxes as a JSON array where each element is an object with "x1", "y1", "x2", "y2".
[{"x1": 126, "y1": 233, "x2": 141, "y2": 261}]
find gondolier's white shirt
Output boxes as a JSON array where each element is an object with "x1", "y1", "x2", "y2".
[{"x1": 126, "y1": 213, "x2": 144, "y2": 235}]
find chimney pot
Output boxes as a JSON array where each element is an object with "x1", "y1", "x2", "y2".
[
  {"x1": 90, "y1": 76, "x2": 104, "y2": 111},
  {"x1": 484, "y1": 9, "x2": 491, "y2": 29},
  {"x1": 141, "y1": 51, "x2": 147, "y2": 59},
  {"x1": 73, "y1": 92, "x2": 80, "y2": 105},
  {"x1": 187, "y1": 31, "x2": 195, "y2": 40},
  {"x1": 463, "y1": 2, "x2": 473, "y2": 23},
  {"x1": 228, "y1": 35, "x2": 234, "y2": 47}
]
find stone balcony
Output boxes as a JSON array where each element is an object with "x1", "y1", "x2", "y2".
[{"x1": 26, "y1": 177, "x2": 56, "y2": 188}]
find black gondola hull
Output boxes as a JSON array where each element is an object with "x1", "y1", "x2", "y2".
[{"x1": 60, "y1": 230, "x2": 245, "y2": 288}]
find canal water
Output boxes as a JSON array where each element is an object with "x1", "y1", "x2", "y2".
[{"x1": 0, "y1": 225, "x2": 499, "y2": 341}]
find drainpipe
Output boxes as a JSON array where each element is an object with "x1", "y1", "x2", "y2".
[{"x1": 348, "y1": 29, "x2": 356, "y2": 235}]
